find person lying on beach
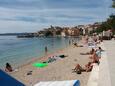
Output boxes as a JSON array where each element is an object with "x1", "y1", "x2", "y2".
[
  {"x1": 85, "y1": 62, "x2": 93, "y2": 72},
  {"x1": 72, "y1": 62, "x2": 93, "y2": 74},
  {"x1": 80, "y1": 48, "x2": 95, "y2": 55},
  {"x1": 72, "y1": 64, "x2": 85, "y2": 74},
  {"x1": 73, "y1": 43, "x2": 83, "y2": 47},
  {"x1": 5, "y1": 63, "x2": 13, "y2": 72},
  {"x1": 48, "y1": 56, "x2": 56, "y2": 63}
]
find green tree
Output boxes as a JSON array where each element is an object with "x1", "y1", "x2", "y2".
[
  {"x1": 45, "y1": 31, "x2": 53, "y2": 37},
  {"x1": 56, "y1": 30, "x2": 61, "y2": 35},
  {"x1": 92, "y1": 14, "x2": 115, "y2": 34},
  {"x1": 107, "y1": 15, "x2": 115, "y2": 30}
]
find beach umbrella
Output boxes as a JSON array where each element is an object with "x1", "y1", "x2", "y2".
[{"x1": 32, "y1": 62, "x2": 48, "y2": 68}]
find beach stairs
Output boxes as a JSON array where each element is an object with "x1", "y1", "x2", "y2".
[{"x1": 87, "y1": 42, "x2": 111, "y2": 86}]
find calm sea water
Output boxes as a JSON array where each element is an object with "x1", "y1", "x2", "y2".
[{"x1": 0, "y1": 36, "x2": 79, "y2": 69}]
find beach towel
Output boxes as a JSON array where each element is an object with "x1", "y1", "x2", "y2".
[{"x1": 33, "y1": 62, "x2": 48, "y2": 68}]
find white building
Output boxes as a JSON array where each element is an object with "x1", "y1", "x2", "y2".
[{"x1": 61, "y1": 32, "x2": 66, "y2": 37}]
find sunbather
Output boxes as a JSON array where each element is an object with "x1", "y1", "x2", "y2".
[
  {"x1": 80, "y1": 48, "x2": 95, "y2": 55},
  {"x1": 5, "y1": 63, "x2": 13, "y2": 72},
  {"x1": 73, "y1": 43, "x2": 83, "y2": 47},
  {"x1": 72, "y1": 64, "x2": 84, "y2": 74},
  {"x1": 85, "y1": 62, "x2": 93, "y2": 72},
  {"x1": 89, "y1": 51, "x2": 100, "y2": 64},
  {"x1": 73, "y1": 62, "x2": 93, "y2": 74}
]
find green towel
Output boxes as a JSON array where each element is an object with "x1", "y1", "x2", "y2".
[{"x1": 32, "y1": 62, "x2": 48, "y2": 68}]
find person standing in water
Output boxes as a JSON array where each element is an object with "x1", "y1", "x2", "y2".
[
  {"x1": 69, "y1": 40, "x2": 71, "y2": 45},
  {"x1": 45, "y1": 46, "x2": 48, "y2": 54}
]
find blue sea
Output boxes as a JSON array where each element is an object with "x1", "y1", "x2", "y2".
[{"x1": 0, "y1": 36, "x2": 80, "y2": 69}]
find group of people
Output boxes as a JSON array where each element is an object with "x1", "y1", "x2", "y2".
[
  {"x1": 73, "y1": 35, "x2": 103, "y2": 74},
  {"x1": 82, "y1": 34, "x2": 102, "y2": 45},
  {"x1": 73, "y1": 47, "x2": 103, "y2": 74}
]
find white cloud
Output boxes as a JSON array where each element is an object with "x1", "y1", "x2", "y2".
[{"x1": 0, "y1": 0, "x2": 113, "y2": 33}]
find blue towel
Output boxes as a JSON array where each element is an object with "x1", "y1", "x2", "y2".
[{"x1": 73, "y1": 80, "x2": 80, "y2": 86}]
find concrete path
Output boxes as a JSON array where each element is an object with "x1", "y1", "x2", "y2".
[
  {"x1": 99, "y1": 40, "x2": 115, "y2": 86},
  {"x1": 87, "y1": 40, "x2": 115, "y2": 86},
  {"x1": 98, "y1": 42, "x2": 111, "y2": 86},
  {"x1": 87, "y1": 63, "x2": 99, "y2": 86}
]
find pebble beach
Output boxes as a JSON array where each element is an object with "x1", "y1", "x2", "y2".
[{"x1": 10, "y1": 43, "x2": 91, "y2": 86}]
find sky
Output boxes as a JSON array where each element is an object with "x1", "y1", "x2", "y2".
[{"x1": 0, "y1": 0, "x2": 114, "y2": 33}]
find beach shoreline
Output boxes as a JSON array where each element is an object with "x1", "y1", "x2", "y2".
[
  {"x1": 0, "y1": 36, "x2": 73, "y2": 69},
  {"x1": 9, "y1": 37, "x2": 80, "y2": 71},
  {"x1": 10, "y1": 45, "x2": 70, "y2": 71},
  {"x1": 9, "y1": 42, "x2": 91, "y2": 86}
]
